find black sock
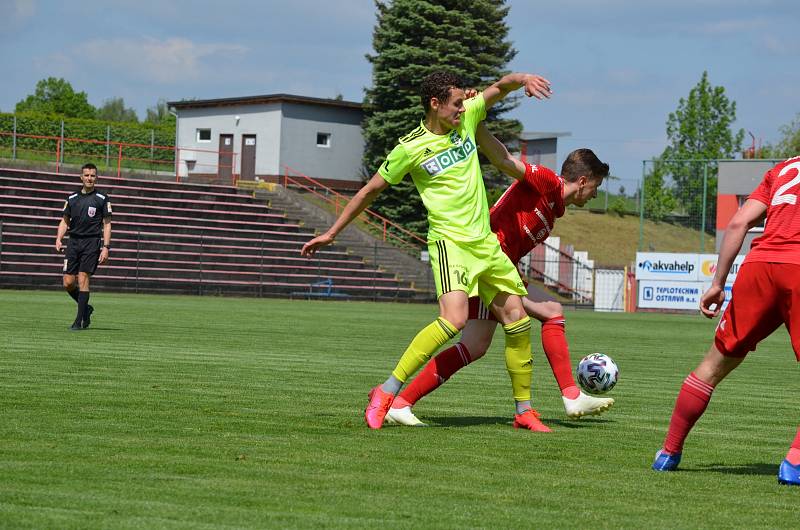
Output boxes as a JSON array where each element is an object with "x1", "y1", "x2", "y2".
[
  {"x1": 67, "y1": 288, "x2": 79, "y2": 303},
  {"x1": 75, "y1": 291, "x2": 90, "y2": 325}
]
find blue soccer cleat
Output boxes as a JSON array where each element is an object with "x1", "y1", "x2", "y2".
[
  {"x1": 652, "y1": 449, "x2": 682, "y2": 471},
  {"x1": 778, "y1": 459, "x2": 800, "y2": 486}
]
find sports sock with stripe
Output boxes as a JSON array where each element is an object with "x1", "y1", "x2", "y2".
[
  {"x1": 663, "y1": 372, "x2": 715, "y2": 454},
  {"x1": 541, "y1": 315, "x2": 580, "y2": 399},
  {"x1": 503, "y1": 316, "x2": 533, "y2": 404},
  {"x1": 393, "y1": 342, "x2": 473, "y2": 409},
  {"x1": 390, "y1": 317, "x2": 458, "y2": 388}
]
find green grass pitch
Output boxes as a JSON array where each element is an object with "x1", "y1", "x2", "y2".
[{"x1": 1, "y1": 290, "x2": 798, "y2": 528}]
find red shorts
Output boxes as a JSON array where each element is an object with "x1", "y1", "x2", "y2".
[
  {"x1": 468, "y1": 296, "x2": 497, "y2": 321},
  {"x1": 714, "y1": 262, "x2": 800, "y2": 360}
]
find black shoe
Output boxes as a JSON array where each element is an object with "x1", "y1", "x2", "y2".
[
  {"x1": 69, "y1": 322, "x2": 83, "y2": 331},
  {"x1": 82, "y1": 305, "x2": 94, "y2": 329}
]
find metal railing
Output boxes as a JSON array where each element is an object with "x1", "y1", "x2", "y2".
[
  {"x1": 0, "y1": 130, "x2": 238, "y2": 185},
  {"x1": 282, "y1": 165, "x2": 426, "y2": 253}
]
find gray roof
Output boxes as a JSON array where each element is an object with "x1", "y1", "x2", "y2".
[
  {"x1": 168, "y1": 93, "x2": 362, "y2": 111},
  {"x1": 520, "y1": 131, "x2": 571, "y2": 140}
]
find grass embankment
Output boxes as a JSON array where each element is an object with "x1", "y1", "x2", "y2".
[{"x1": 552, "y1": 209, "x2": 717, "y2": 267}]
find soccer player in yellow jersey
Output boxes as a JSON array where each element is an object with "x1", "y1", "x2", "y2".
[{"x1": 301, "y1": 71, "x2": 552, "y2": 430}]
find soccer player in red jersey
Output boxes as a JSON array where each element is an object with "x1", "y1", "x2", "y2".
[
  {"x1": 386, "y1": 123, "x2": 614, "y2": 427},
  {"x1": 653, "y1": 156, "x2": 800, "y2": 486}
]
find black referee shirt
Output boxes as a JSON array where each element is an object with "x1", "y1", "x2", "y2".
[{"x1": 63, "y1": 189, "x2": 112, "y2": 239}]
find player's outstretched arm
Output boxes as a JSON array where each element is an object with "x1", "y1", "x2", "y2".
[
  {"x1": 300, "y1": 173, "x2": 389, "y2": 257},
  {"x1": 476, "y1": 123, "x2": 526, "y2": 181},
  {"x1": 700, "y1": 198, "x2": 767, "y2": 318},
  {"x1": 482, "y1": 72, "x2": 551, "y2": 109}
]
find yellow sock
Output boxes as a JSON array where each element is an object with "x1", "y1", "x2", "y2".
[
  {"x1": 503, "y1": 316, "x2": 533, "y2": 402},
  {"x1": 392, "y1": 317, "x2": 458, "y2": 382}
]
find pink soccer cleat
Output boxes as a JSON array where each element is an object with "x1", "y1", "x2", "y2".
[
  {"x1": 513, "y1": 409, "x2": 552, "y2": 432},
  {"x1": 364, "y1": 385, "x2": 395, "y2": 429}
]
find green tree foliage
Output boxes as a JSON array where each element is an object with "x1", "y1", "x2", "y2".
[
  {"x1": 0, "y1": 112, "x2": 175, "y2": 165},
  {"x1": 643, "y1": 161, "x2": 677, "y2": 222},
  {"x1": 363, "y1": 0, "x2": 520, "y2": 237},
  {"x1": 96, "y1": 97, "x2": 139, "y2": 123},
  {"x1": 657, "y1": 71, "x2": 744, "y2": 231},
  {"x1": 762, "y1": 112, "x2": 800, "y2": 159},
  {"x1": 15, "y1": 77, "x2": 97, "y2": 119},
  {"x1": 145, "y1": 99, "x2": 177, "y2": 126}
]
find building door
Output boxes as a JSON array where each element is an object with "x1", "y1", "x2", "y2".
[
  {"x1": 218, "y1": 134, "x2": 233, "y2": 182},
  {"x1": 241, "y1": 134, "x2": 257, "y2": 181}
]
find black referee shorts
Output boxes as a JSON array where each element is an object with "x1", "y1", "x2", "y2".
[{"x1": 64, "y1": 238, "x2": 102, "y2": 275}]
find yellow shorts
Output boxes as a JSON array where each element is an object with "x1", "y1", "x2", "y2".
[{"x1": 428, "y1": 232, "x2": 526, "y2": 306}]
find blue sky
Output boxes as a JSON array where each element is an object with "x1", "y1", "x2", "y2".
[{"x1": 1, "y1": 0, "x2": 798, "y2": 191}]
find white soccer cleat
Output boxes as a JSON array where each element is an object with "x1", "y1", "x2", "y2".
[
  {"x1": 563, "y1": 391, "x2": 614, "y2": 419},
  {"x1": 385, "y1": 406, "x2": 427, "y2": 427}
]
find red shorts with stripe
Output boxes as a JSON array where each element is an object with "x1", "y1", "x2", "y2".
[{"x1": 714, "y1": 262, "x2": 800, "y2": 360}]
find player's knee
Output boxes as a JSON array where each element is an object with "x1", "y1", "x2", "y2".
[
  {"x1": 63, "y1": 276, "x2": 76, "y2": 290},
  {"x1": 444, "y1": 315, "x2": 468, "y2": 330},
  {"x1": 542, "y1": 301, "x2": 563, "y2": 319}
]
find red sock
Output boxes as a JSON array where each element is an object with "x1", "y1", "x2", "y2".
[
  {"x1": 786, "y1": 428, "x2": 800, "y2": 465},
  {"x1": 663, "y1": 372, "x2": 715, "y2": 454},
  {"x1": 393, "y1": 343, "x2": 472, "y2": 408},
  {"x1": 541, "y1": 316, "x2": 579, "y2": 399}
]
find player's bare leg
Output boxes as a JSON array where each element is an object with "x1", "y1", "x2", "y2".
[
  {"x1": 366, "y1": 291, "x2": 463, "y2": 429},
  {"x1": 387, "y1": 319, "x2": 496, "y2": 426},
  {"x1": 523, "y1": 297, "x2": 614, "y2": 418},
  {"x1": 654, "y1": 345, "x2": 744, "y2": 471},
  {"x1": 492, "y1": 292, "x2": 550, "y2": 432}
]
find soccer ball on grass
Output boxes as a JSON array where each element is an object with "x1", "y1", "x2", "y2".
[{"x1": 577, "y1": 353, "x2": 619, "y2": 394}]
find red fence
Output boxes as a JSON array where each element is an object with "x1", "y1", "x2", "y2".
[{"x1": 0, "y1": 131, "x2": 237, "y2": 186}]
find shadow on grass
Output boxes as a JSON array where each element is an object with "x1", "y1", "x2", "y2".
[
  {"x1": 425, "y1": 415, "x2": 509, "y2": 428},
  {"x1": 696, "y1": 462, "x2": 779, "y2": 476},
  {"x1": 420, "y1": 415, "x2": 614, "y2": 429}
]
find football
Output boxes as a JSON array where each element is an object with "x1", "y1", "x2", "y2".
[{"x1": 577, "y1": 353, "x2": 619, "y2": 394}]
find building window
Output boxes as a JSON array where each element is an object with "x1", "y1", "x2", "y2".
[
  {"x1": 316, "y1": 132, "x2": 331, "y2": 148},
  {"x1": 196, "y1": 128, "x2": 211, "y2": 143}
]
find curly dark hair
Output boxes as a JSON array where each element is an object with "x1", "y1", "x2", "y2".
[
  {"x1": 561, "y1": 149, "x2": 610, "y2": 183},
  {"x1": 420, "y1": 72, "x2": 465, "y2": 112}
]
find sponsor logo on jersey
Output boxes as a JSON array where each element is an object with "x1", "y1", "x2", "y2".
[
  {"x1": 87, "y1": 206, "x2": 96, "y2": 218},
  {"x1": 423, "y1": 148, "x2": 434, "y2": 157},
  {"x1": 420, "y1": 135, "x2": 476, "y2": 176}
]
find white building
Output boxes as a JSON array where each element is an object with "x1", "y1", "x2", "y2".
[
  {"x1": 169, "y1": 93, "x2": 569, "y2": 188},
  {"x1": 168, "y1": 94, "x2": 364, "y2": 188}
]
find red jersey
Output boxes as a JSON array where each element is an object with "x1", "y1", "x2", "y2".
[
  {"x1": 745, "y1": 156, "x2": 800, "y2": 265},
  {"x1": 490, "y1": 163, "x2": 565, "y2": 265}
]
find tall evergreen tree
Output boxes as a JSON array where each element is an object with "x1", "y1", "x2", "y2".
[{"x1": 363, "y1": 0, "x2": 520, "y2": 237}]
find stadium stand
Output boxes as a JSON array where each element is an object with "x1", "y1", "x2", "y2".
[{"x1": 0, "y1": 168, "x2": 432, "y2": 301}]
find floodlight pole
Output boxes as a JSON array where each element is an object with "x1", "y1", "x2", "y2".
[
  {"x1": 701, "y1": 163, "x2": 708, "y2": 252},
  {"x1": 638, "y1": 160, "x2": 645, "y2": 251}
]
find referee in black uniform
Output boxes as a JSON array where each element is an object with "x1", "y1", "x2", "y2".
[{"x1": 55, "y1": 163, "x2": 112, "y2": 331}]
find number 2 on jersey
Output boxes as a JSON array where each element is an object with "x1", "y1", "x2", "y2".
[{"x1": 772, "y1": 161, "x2": 800, "y2": 206}]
